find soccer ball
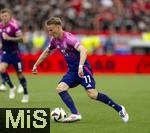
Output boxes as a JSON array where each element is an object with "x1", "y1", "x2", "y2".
[{"x1": 50, "y1": 107, "x2": 67, "y2": 122}]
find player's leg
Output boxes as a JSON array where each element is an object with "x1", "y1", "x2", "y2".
[
  {"x1": 1, "y1": 74, "x2": 6, "y2": 85},
  {"x1": 12, "y1": 56, "x2": 29, "y2": 103},
  {"x1": 87, "y1": 89, "x2": 122, "y2": 111},
  {"x1": 0, "y1": 63, "x2": 16, "y2": 98},
  {"x1": 81, "y1": 66, "x2": 122, "y2": 112},
  {"x1": 56, "y1": 82, "x2": 82, "y2": 122},
  {"x1": 16, "y1": 72, "x2": 28, "y2": 95},
  {"x1": 0, "y1": 53, "x2": 6, "y2": 91},
  {"x1": 16, "y1": 72, "x2": 29, "y2": 103},
  {"x1": 11, "y1": 56, "x2": 23, "y2": 93},
  {"x1": 0, "y1": 63, "x2": 13, "y2": 88},
  {"x1": 80, "y1": 66, "x2": 129, "y2": 123},
  {"x1": 0, "y1": 73, "x2": 7, "y2": 91},
  {"x1": 86, "y1": 89, "x2": 129, "y2": 123},
  {"x1": 56, "y1": 72, "x2": 82, "y2": 122},
  {"x1": 56, "y1": 82, "x2": 79, "y2": 115},
  {"x1": 17, "y1": 84, "x2": 23, "y2": 93}
]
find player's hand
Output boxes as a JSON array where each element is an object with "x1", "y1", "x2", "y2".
[
  {"x1": 2, "y1": 33, "x2": 11, "y2": 40},
  {"x1": 32, "y1": 65, "x2": 38, "y2": 75},
  {"x1": 78, "y1": 65, "x2": 84, "y2": 78}
]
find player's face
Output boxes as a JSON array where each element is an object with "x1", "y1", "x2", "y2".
[
  {"x1": 46, "y1": 24, "x2": 61, "y2": 38},
  {"x1": 0, "y1": 12, "x2": 11, "y2": 24}
]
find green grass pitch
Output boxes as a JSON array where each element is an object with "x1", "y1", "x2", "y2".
[{"x1": 0, "y1": 74, "x2": 150, "y2": 133}]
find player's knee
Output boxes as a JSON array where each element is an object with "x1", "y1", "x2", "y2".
[
  {"x1": 0, "y1": 66, "x2": 6, "y2": 73},
  {"x1": 0, "y1": 63, "x2": 7, "y2": 73},
  {"x1": 87, "y1": 89, "x2": 98, "y2": 100},
  {"x1": 56, "y1": 86, "x2": 66, "y2": 93},
  {"x1": 56, "y1": 83, "x2": 68, "y2": 93}
]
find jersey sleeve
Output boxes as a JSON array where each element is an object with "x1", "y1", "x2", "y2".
[
  {"x1": 48, "y1": 38, "x2": 56, "y2": 50},
  {"x1": 66, "y1": 33, "x2": 80, "y2": 49}
]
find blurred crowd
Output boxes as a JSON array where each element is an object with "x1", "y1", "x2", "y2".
[
  {"x1": 0, "y1": 0, "x2": 150, "y2": 54},
  {"x1": 0, "y1": 0, "x2": 149, "y2": 32}
]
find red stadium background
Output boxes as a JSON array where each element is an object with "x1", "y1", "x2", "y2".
[{"x1": 7, "y1": 52, "x2": 150, "y2": 74}]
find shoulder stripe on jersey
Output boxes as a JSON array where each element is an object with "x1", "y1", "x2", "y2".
[{"x1": 74, "y1": 42, "x2": 80, "y2": 49}]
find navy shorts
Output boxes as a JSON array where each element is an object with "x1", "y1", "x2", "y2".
[
  {"x1": 60, "y1": 66, "x2": 95, "y2": 90},
  {"x1": 1, "y1": 53, "x2": 23, "y2": 72}
]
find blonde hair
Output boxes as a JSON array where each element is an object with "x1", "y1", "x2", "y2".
[
  {"x1": 0, "y1": 8, "x2": 11, "y2": 15},
  {"x1": 45, "y1": 17, "x2": 62, "y2": 26}
]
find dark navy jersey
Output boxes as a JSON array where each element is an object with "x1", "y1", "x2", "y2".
[
  {"x1": 48, "y1": 31, "x2": 91, "y2": 71},
  {"x1": 0, "y1": 19, "x2": 21, "y2": 54}
]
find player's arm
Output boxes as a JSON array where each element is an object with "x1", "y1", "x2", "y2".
[
  {"x1": 76, "y1": 45, "x2": 87, "y2": 77},
  {"x1": 2, "y1": 31, "x2": 23, "y2": 42},
  {"x1": 32, "y1": 47, "x2": 52, "y2": 74}
]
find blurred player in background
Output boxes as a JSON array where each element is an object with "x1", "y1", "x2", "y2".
[
  {"x1": 0, "y1": 9, "x2": 29, "y2": 103},
  {"x1": 32, "y1": 17, "x2": 129, "y2": 122}
]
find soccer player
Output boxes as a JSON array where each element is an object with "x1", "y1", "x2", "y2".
[
  {"x1": 32, "y1": 17, "x2": 129, "y2": 122},
  {"x1": 0, "y1": 9, "x2": 29, "y2": 103}
]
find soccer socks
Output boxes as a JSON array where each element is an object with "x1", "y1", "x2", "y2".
[
  {"x1": 1, "y1": 78, "x2": 6, "y2": 85},
  {"x1": 19, "y1": 76, "x2": 28, "y2": 95},
  {"x1": 1, "y1": 74, "x2": 6, "y2": 85},
  {"x1": 59, "y1": 91, "x2": 78, "y2": 114},
  {"x1": 1, "y1": 73, "x2": 14, "y2": 88},
  {"x1": 97, "y1": 93, "x2": 122, "y2": 112}
]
